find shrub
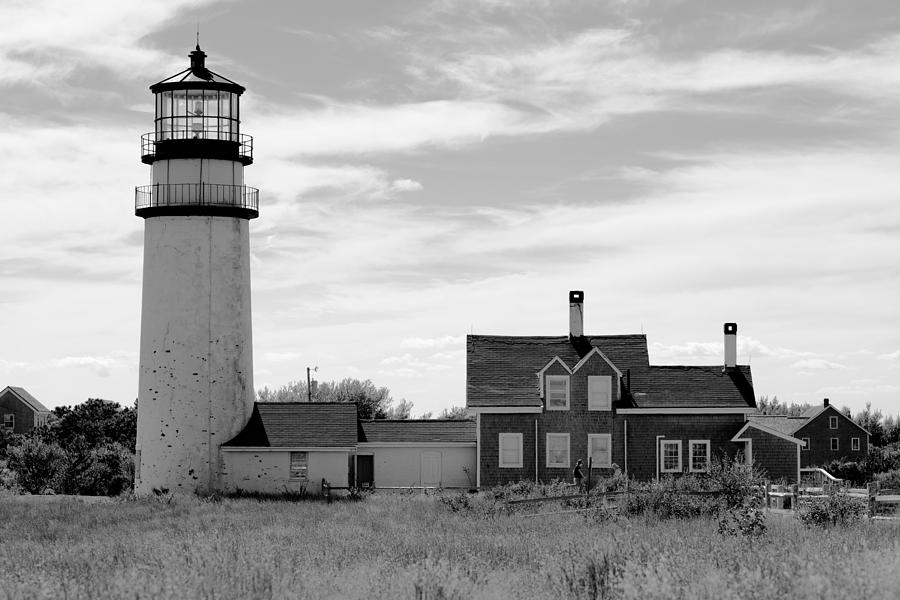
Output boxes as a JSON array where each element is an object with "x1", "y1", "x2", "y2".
[
  {"x1": 798, "y1": 489, "x2": 866, "y2": 527},
  {"x1": 707, "y1": 452, "x2": 766, "y2": 509},
  {"x1": 0, "y1": 459, "x2": 20, "y2": 495},
  {"x1": 717, "y1": 503, "x2": 767, "y2": 538},
  {"x1": 5, "y1": 438, "x2": 69, "y2": 494},
  {"x1": 875, "y1": 469, "x2": 900, "y2": 490},
  {"x1": 822, "y1": 460, "x2": 866, "y2": 485}
]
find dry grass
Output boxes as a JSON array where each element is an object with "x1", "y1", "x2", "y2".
[{"x1": 1, "y1": 493, "x2": 900, "y2": 599}]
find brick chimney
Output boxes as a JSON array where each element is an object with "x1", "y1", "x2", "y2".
[
  {"x1": 724, "y1": 322, "x2": 737, "y2": 368},
  {"x1": 824, "y1": 398, "x2": 830, "y2": 407},
  {"x1": 569, "y1": 291, "x2": 584, "y2": 337}
]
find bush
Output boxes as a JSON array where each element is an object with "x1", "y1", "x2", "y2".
[
  {"x1": 717, "y1": 503, "x2": 767, "y2": 538},
  {"x1": 798, "y1": 489, "x2": 866, "y2": 527},
  {"x1": 875, "y1": 469, "x2": 900, "y2": 490},
  {"x1": 822, "y1": 460, "x2": 866, "y2": 485},
  {"x1": 5, "y1": 438, "x2": 68, "y2": 494}
]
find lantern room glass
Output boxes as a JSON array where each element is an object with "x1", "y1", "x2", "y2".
[{"x1": 154, "y1": 89, "x2": 239, "y2": 142}]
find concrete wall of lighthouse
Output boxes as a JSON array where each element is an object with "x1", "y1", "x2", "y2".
[{"x1": 136, "y1": 215, "x2": 254, "y2": 495}]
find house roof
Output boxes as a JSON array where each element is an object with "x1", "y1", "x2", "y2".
[
  {"x1": 793, "y1": 404, "x2": 871, "y2": 436},
  {"x1": 359, "y1": 420, "x2": 476, "y2": 444},
  {"x1": 466, "y1": 334, "x2": 754, "y2": 409},
  {"x1": 633, "y1": 366, "x2": 755, "y2": 408},
  {"x1": 466, "y1": 335, "x2": 650, "y2": 408},
  {"x1": 1, "y1": 386, "x2": 50, "y2": 413},
  {"x1": 223, "y1": 403, "x2": 358, "y2": 448},
  {"x1": 732, "y1": 419, "x2": 806, "y2": 446},
  {"x1": 747, "y1": 414, "x2": 804, "y2": 436}
]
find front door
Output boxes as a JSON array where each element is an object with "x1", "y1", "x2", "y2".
[
  {"x1": 357, "y1": 455, "x2": 374, "y2": 488},
  {"x1": 421, "y1": 451, "x2": 442, "y2": 488}
]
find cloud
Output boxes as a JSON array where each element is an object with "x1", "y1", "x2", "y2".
[
  {"x1": 788, "y1": 359, "x2": 848, "y2": 371},
  {"x1": 0, "y1": 0, "x2": 226, "y2": 85},
  {"x1": 391, "y1": 179, "x2": 423, "y2": 192},
  {"x1": 650, "y1": 336, "x2": 816, "y2": 363},
  {"x1": 401, "y1": 335, "x2": 465, "y2": 349},
  {"x1": 263, "y1": 352, "x2": 304, "y2": 363},
  {"x1": 52, "y1": 356, "x2": 117, "y2": 378},
  {"x1": 878, "y1": 350, "x2": 900, "y2": 361}
]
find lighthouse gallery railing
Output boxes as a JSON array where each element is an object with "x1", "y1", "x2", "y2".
[{"x1": 135, "y1": 183, "x2": 259, "y2": 212}]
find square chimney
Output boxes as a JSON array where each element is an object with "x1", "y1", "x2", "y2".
[
  {"x1": 724, "y1": 322, "x2": 737, "y2": 368},
  {"x1": 569, "y1": 291, "x2": 584, "y2": 337}
]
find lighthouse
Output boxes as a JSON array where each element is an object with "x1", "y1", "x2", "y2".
[{"x1": 134, "y1": 46, "x2": 257, "y2": 495}]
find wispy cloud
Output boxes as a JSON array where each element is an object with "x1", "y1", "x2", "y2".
[
  {"x1": 788, "y1": 359, "x2": 848, "y2": 371},
  {"x1": 400, "y1": 335, "x2": 465, "y2": 349}
]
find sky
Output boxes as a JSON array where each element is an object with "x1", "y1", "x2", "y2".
[{"x1": 1, "y1": 0, "x2": 899, "y2": 418}]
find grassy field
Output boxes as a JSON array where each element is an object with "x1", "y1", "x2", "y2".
[{"x1": 1, "y1": 493, "x2": 900, "y2": 600}]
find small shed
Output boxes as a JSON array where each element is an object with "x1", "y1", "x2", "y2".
[
  {"x1": 731, "y1": 416, "x2": 806, "y2": 483},
  {"x1": 357, "y1": 420, "x2": 476, "y2": 489},
  {"x1": 221, "y1": 403, "x2": 357, "y2": 494}
]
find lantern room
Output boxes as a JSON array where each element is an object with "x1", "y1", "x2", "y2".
[{"x1": 141, "y1": 45, "x2": 253, "y2": 165}]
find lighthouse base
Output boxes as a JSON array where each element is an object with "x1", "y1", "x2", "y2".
[{"x1": 135, "y1": 215, "x2": 255, "y2": 495}]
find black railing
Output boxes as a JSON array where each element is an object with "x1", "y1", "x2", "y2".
[
  {"x1": 135, "y1": 183, "x2": 259, "y2": 213},
  {"x1": 141, "y1": 131, "x2": 253, "y2": 163}
]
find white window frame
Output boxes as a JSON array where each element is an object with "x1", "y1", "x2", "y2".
[
  {"x1": 852, "y1": 437, "x2": 860, "y2": 451},
  {"x1": 802, "y1": 438, "x2": 810, "y2": 451},
  {"x1": 289, "y1": 451, "x2": 309, "y2": 481},
  {"x1": 660, "y1": 440, "x2": 682, "y2": 473},
  {"x1": 689, "y1": 440, "x2": 710, "y2": 473},
  {"x1": 588, "y1": 376, "x2": 612, "y2": 411},
  {"x1": 587, "y1": 434, "x2": 612, "y2": 468},
  {"x1": 829, "y1": 416, "x2": 838, "y2": 429},
  {"x1": 545, "y1": 375, "x2": 570, "y2": 411},
  {"x1": 830, "y1": 437, "x2": 839, "y2": 451},
  {"x1": 546, "y1": 433, "x2": 571, "y2": 468},
  {"x1": 2, "y1": 414, "x2": 13, "y2": 430},
  {"x1": 498, "y1": 433, "x2": 523, "y2": 468}
]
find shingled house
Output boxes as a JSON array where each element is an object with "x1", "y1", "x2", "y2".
[
  {"x1": 466, "y1": 291, "x2": 807, "y2": 485},
  {"x1": 0, "y1": 386, "x2": 51, "y2": 435}
]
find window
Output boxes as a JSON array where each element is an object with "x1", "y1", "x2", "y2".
[
  {"x1": 546, "y1": 433, "x2": 570, "y2": 468},
  {"x1": 852, "y1": 438, "x2": 860, "y2": 451},
  {"x1": 588, "y1": 434, "x2": 612, "y2": 468},
  {"x1": 802, "y1": 438, "x2": 810, "y2": 451},
  {"x1": 661, "y1": 440, "x2": 681, "y2": 473},
  {"x1": 2, "y1": 414, "x2": 13, "y2": 430},
  {"x1": 546, "y1": 375, "x2": 570, "y2": 410},
  {"x1": 689, "y1": 440, "x2": 710, "y2": 473},
  {"x1": 829, "y1": 416, "x2": 838, "y2": 430},
  {"x1": 499, "y1": 433, "x2": 523, "y2": 468},
  {"x1": 588, "y1": 376, "x2": 612, "y2": 411},
  {"x1": 289, "y1": 452, "x2": 309, "y2": 480},
  {"x1": 830, "y1": 438, "x2": 839, "y2": 451}
]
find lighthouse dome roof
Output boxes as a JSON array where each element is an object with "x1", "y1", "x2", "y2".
[{"x1": 150, "y1": 45, "x2": 245, "y2": 94}]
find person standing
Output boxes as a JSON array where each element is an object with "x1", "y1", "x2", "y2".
[{"x1": 573, "y1": 459, "x2": 584, "y2": 491}]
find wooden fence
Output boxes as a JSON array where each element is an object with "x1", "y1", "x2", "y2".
[{"x1": 764, "y1": 482, "x2": 900, "y2": 518}]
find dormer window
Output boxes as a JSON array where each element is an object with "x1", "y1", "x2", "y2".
[
  {"x1": 588, "y1": 376, "x2": 612, "y2": 411},
  {"x1": 546, "y1": 375, "x2": 570, "y2": 410}
]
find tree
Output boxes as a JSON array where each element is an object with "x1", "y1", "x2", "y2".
[
  {"x1": 50, "y1": 398, "x2": 136, "y2": 451},
  {"x1": 436, "y1": 406, "x2": 471, "y2": 420},
  {"x1": 854, "y1": 402, "x2": 885, "y2": 447},
  {"x1": 256, "y1": 378, "x2": 399, "y2": 420},
  {"x1": 383, "y1": 398, "x2": 413, "y2": 420},
  {"x1": 755, "y1": 395, "x2": 812, "y2": 416}
]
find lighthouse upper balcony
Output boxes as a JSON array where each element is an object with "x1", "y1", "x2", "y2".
[
  {"x1": 135, "y1": 183, "x2": 259, "y2": 219},
  {"x1": 141, "y1": 130, "x2": 253, "y2": 165}
]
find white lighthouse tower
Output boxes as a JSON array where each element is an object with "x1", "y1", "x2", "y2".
[{"x1": 134, "y1": 46, "x2": 257, "y2": 495}]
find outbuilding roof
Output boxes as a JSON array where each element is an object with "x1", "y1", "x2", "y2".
[
  {"x1": 359, "y1": 420, "x2": 476, "y2": 444},
  {"x1": 1, "y1": 386, "x2": 50, "y2": 413},
  {"x1": 223, "y1": 403, "x2": 358, "y2": 448}
]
